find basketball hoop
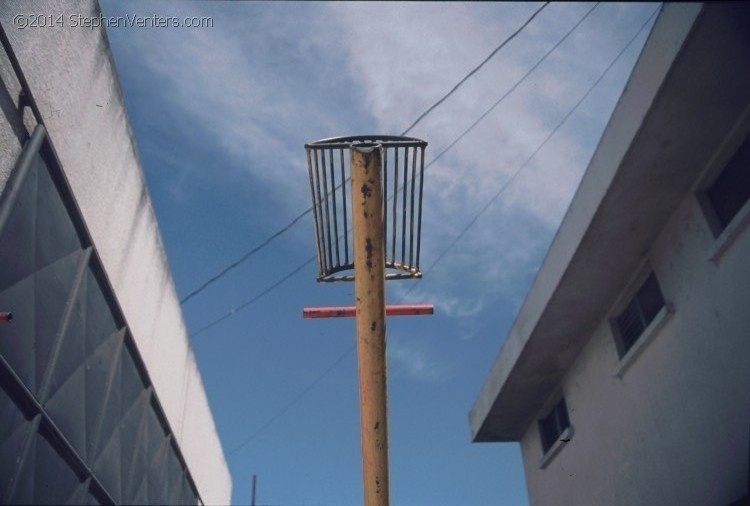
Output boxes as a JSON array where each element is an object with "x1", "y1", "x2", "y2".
[{"x1": 305, "y1": 135, "x2": 427, "y2": 282}]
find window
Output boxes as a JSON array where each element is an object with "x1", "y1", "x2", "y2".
[
  {"x1": 705, "y1": 135, "x2": 750, "y2": 235},
  {"x1": 613, "y1": 272, "x2": 665, "y2": 357},
  {"x1": 538, "y1": 398, "x2": 571, "y2": 454}
]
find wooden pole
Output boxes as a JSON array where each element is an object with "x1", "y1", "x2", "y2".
[{"x1": 351, "y1": 144, "x2": 389, "y2": 506}]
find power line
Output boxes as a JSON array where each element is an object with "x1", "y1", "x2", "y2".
[
  {"x1": 399, "y1": 2, "x2": 549, "y2": 136},
  {"x1": 179, "y1": 3, "x2": 551, "y2": 306},
  {"x1": 227, "y1": 344, "x2": 353, "y2": 456},
  {"x1": 193, "y1": 257, "x2": 315, "y2": 336},
  {"x1": 401, "y1": 6, "x2": 660, "y2": 302},
  {"x1": 221, "y1": 6, "x2": 660, "y2": 458},
  {"x1": 192, "y1": 2, "x2": 601, "y2": 338},
  {"x1": 180, "y1": 209, "x2": 312, "y2": 304},
  {"x1": 422, "y1": 2, "x2": 598, "y2": 171}
]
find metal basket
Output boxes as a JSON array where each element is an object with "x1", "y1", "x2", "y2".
[{"x1": 305, "y1": 135, "x2": 428, "y2": 282}]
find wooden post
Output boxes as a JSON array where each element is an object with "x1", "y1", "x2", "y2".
[{"x1": 351, "y1": 144, "x2": 389, "y2": 506}]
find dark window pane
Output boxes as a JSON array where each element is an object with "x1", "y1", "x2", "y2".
[
  {"x1": 638, "y1": 273, "x2": 665, "y2": 324},
  {"x1": 615, "y1": 273, "x2": 665, "y2": 355},
  {"x1": 707, "y1": 136, "x2": 750, "y2": 230},
  {"x1": 556, "y1": 398, "x2": 570, "y2": 432},
  {"x1": 616, "y1": 299, "x2": 645, "y2": 351},
  {"x1": 538, "y1": 398, "x2": 570, "y2": 454}
]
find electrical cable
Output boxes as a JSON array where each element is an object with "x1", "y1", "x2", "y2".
[
  {"x1": 180, "y1": 209, "x2": 312, "y2": 304},
  {"x1": 192, "y1": 3, "x2": 599, "y2": 338},
  {"x1": 400, "y1": 5, "x2": 660, "y2": 302},
  {"x1": 227, "y1": 343, "x2": 353, "y2": 456},
  {"x1": 222, "y1": 6, "x2": 660, "y2": 457},
  {"x1": 180, "y1": 3, "x2": 551, "y2": 305},
  {"x1": 399, "y1": 2, "x2": 549, "y2": 136}
]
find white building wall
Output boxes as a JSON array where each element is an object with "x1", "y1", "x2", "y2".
[
  {"x1": 0, "y1": 1, "x2": 231, "y2": 503},
  {"x1": 519, "y1": 171, "x2": 750, "y2": 505}
]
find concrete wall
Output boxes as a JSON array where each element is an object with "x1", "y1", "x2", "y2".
[
  {"x1": 519, "y1": 131, "x2": 750, "y2": 504},
  {"x1": 0, "y1": 1, "x2": 231, "y2": 503}
]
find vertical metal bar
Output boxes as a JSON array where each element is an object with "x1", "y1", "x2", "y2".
[
  {"x1": 401, "y1": 147, "x2": 408, "y2": 264},
  {"x1": 415, "y1": 147, "x2": 426, "y2": 271},
  {"x1": 312, "y1": 149, "x2": 328, "y2": 275},
  {"x1": 382, "y1": 147, "x2": 389, "y2": 264},
  {"x1": 351, "y1": 145, "x2": 389, "y2": 506},
  {"x1": 329, "y1": 148, "x2": 340, "y2": 268},
  {"x1": 307, "y1": 149, "x2": 325, "y2": 278},
  {"x1": 320, "y1": 149, "x2": 334, "y2": 271},
  {"x1": 340, "y1": 148, "x2": 349, "y2": 266},
  {"x1": 408, "y1": 147, "x2": 417, "y2": 269},
  {"x1": 391, "y1": 147, "x2": 398, "y2": 262}
]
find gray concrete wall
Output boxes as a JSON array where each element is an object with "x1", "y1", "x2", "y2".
[
  {"x1": 0, "y1": 1, "x2": 231, "y2": 503},
  {"x1": 519, "y1": 116, "x2": 750, "y2": 505}
]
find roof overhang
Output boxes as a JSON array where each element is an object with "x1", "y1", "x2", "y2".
[{"x1": 470, "y1": 3, "x2": 750, "y2": 442}]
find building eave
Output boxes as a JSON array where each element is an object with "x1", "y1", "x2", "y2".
[{"x1": 470, "y1": 2, "x2": 750, "y2": 442}]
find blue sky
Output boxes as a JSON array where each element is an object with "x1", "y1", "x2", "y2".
[{"x1": 99, "y1": 2, "x2": 659, "y2": 504}]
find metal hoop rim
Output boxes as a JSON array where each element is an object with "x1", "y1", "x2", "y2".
[{"x1": 305, "y1": 134, "x2": 427, "y2": 150}]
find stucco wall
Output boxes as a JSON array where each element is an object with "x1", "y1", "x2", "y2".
[
  {"x1": 0, "y1": 1, "x2": 231, "y2": 503},
  {"x1": 519, "y1": 151, "x2": 750, "y2": 504}
]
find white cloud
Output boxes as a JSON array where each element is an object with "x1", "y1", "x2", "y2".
[
  {"x1": 329, "y1": 2, "x2": 656, "y2": 313},
  {"x1": 388, "y1": 340, "x2": 453, "y2": 384},
  {"x1": 103, "y1": 0, "x2": 657, "y2": 328},
  {"x1": 103, "y1": 0, "x2": 372, "y2": 211}
]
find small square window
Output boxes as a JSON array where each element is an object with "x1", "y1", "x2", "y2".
[
  {"x1": 538, "y1": 398, "x2": 570, "y2": 454},
  {"x1": 614, "y1": 272, "x2": 665, "y2": 356},
  {"x1": 705, "y1": 136, "x2": 750, "y2": 235}
]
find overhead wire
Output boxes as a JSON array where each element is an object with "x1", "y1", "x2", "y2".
[
  {"x1": 223, "y1": 4, "x2": 660, "y2": 457},
  {"x1": 400, "y1": 5, "x2": 661, "y2": 302},
  {"x1": 192, "y1": 3, "x2": 594, "y2": 338},
  {"x1": 180, "y1": 2, "x2": 551, "y2": 306},
  {"x1": 399, "y1": 2, "x2": 549, "y2": 136}
]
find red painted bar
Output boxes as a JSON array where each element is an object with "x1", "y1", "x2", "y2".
[{"x1": 303, "y1": 304, "x2": 433, "y2": 319}]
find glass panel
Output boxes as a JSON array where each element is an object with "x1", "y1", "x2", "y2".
[
  {"x1": 166, "y1": 447, "x2": 185, "y2": 504},
  {"x1": 0, "y1": 163, "x2": 37, "y2": 291},
  {"x1": 10, "y1": 425, "x2": 83, "y2": 505},
  {"x1": 638, "y1": 273, "x2": 665, "y2": 324},
  {"x1": 145, "y1": 401, "x2": 170, "y2": 504},
  {"x1": 707, "y1": 136, "x2": 750, "y2": 229},
  {"x1": 556, "y1": 398, "x2": 570, "y2": 433},
  {"x1": 616, "y1": 298, "x2": 645, "y2": 352},
  {"x1": 0, "y1": 381, "x2": 34, "y2": 498},
  {"x1": 539, "y1": 413, "x2": 557, "y2": 453},
  {"x1": 0, "y1": 246, "x2": 82, "y2": 399},
  {"x1": 34, "y1": 155, "x2": 83, "y2": 271}
]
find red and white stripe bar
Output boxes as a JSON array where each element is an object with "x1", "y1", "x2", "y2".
[{"x1": 303, "y1": 304, "x2": 433, "y2": 319}]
